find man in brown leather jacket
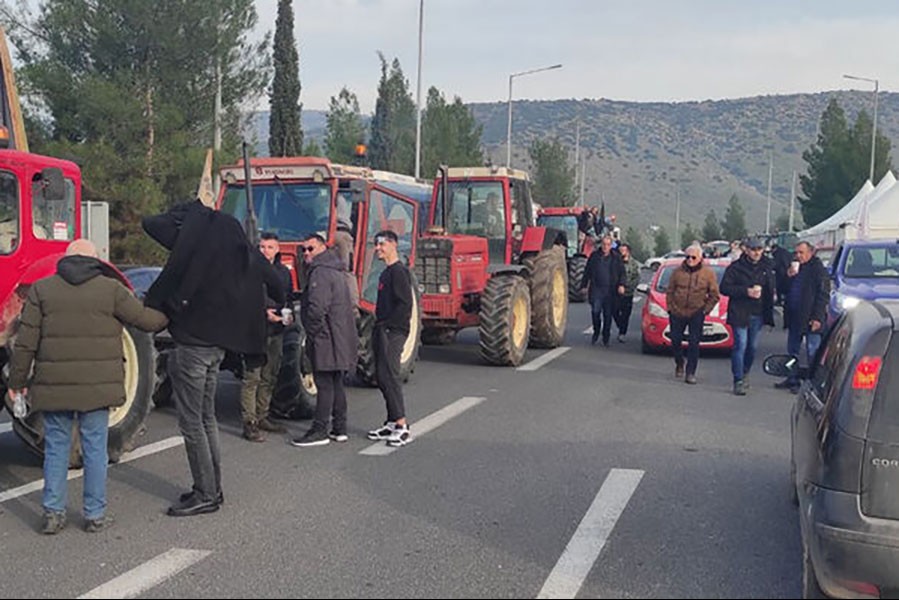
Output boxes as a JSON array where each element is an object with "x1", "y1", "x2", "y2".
[{"x1": 665, "y1": 244, "x2": 720, "y2": 384}]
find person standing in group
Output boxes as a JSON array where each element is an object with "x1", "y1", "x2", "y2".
[
  {"x1": 720, "y1": 237, "x2": 776, "y2": 396},
  {"x1": 666, "y1": 243, "x2": 720, "y2": 384},
  {"x1": 366, "y1": 230, "x2": 414, "y2": 447},
  {"x1": 776, "y1": 241, "x2": 829, "y2": 393},
  {"x1": 6, "y1": 240, "x2": 168, "y2": 534},
  {"x1": 143, "y1": 200, "x2": 284, "y2": 518},
  {"x1": 239, "y1": 232, "x2": 292, "y2": 442},
  {"x1": 580, "y1": 235, "x2": 626, "y2": 347},
  {"x1": 615, "y1": 242, "x2": 642, "y2": 343},
  {"x1": 290, "y1": 233, "x2": 358, "y2": 447},
  {"x1": 770, "y1": 240, "x2": 793, "y2": 306}
]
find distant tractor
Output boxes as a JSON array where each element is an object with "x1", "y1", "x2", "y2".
[
  {"x1": 536, "y1": 206, "x2": 596, "y2": 303},
  {"x1": 416, "y1": 166, "x2": 569, "y2": 366},
  {"x1": 215, "y1": 157, "x2": 426, "y2": 417}
]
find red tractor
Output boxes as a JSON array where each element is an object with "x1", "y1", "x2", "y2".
[
  {"x1": 536, "y1": 206, "x2": 597, "y2": 303},
  {"x1": 416, "y1": 166, "x2": 569, "y2": 366},
  {"x1": 214, "y1": 157, "x2": 426, "y2": 417},
  {"x1": 0, "y1": 28, "x2": 156, "y2": 463}
]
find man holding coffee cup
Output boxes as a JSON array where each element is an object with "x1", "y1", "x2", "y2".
[{"x1": 720, "y1": 236, "x2": 776, "y2": 396}]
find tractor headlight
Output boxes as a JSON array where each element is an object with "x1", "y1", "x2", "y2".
[{"x1": 438, "y1": 283, "x2": 451, "y2": 294}]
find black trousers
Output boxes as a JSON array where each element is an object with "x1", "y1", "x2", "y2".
[
  {"x1": 669, "y1": 311, "x2": 704, "y2": 376},
  {"x1": 312, "y1": 370, "x2": 347, "y2": 435},
  {"x1": 374, "y1": 325, "x2": 407, "y2": 422},
  {"x1": 615, "y1": 295, "x2": 634, "y2": 335}
]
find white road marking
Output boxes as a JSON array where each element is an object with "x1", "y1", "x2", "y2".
[
  {"x1": 517, "y1": 347, "x2": 571, "y2": 371},
  {"x1": 360, "y1": 396, "x2": 485, "y2": 456},
  {"x1": 537, "y1": 468, "x2": 644, "y2": 599},
  {"x1": 78, "y1": 548, "x2": 210, "y2": 599},
  {"x1": 0, "y1": 422, "x2": 11, "y2": 434},
  {"x1": 0, "y1": 436, "x2": 184, "y2": 504}
]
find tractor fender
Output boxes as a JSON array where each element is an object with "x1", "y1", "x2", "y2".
[
  {"x1": 520, "y1": 226, "x2": 566, "y2": 254},
  {"x1": 487, "y1": 264, "x2": 528, "y2": 276}
]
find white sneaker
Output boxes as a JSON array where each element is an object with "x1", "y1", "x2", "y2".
[
  {"x1": 386, "y1": 425, "x2": 412, "y2": 447},
  {"x1": 367, "y1": 422, "x2": 397, "y2": 440}
]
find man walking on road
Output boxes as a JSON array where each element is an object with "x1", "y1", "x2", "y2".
[
  {"x1": 615, "y1": 242, "x2": 642, "y2": 343},
  {"x1": 367, "y1": 230, "x2": 414, "y2": 447},
  {"x1": 7, "y1": 240, "x2": 168, "y2": 534},
  {"x1": 720, "y1": 237, "x2": 776, "y2": 396},
  {"x1": 291, "y1": 233, "x2": 358, "y2": 447},
  {"x1": 580, "y1": 235, "x2": 625, "y2": 347},
  {"x1": 666, "y1": 243, "x2": 720, "y2": 384},
  {"x1": 776, "y1": 241, "x2": 829, "y2": 393},
  {"x1": 239, "y1": 232, "x2": 291, "y2": 442}
]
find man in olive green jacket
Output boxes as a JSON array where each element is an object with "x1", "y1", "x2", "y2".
[{"x1": 7, "y1": 240, "x2": 167, "y2": 535}]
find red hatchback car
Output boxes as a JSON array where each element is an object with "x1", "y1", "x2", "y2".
[{"x1": 639, "y1": 258, "x2": 733, "y2": 354}]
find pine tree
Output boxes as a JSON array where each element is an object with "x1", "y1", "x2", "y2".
[
  {"x1": 654, "y1": 227, "x2": 672, "y2": 256},
  {"x1": 529, "y1": 138, "x2": 576, "y2": 206},
  {"x1": 268, "y1": 0, "x2": 303, "y2": 157},
  {"x1": 702, "y1": 209, "x2": 722, "y2": 241},
  {"x1": 421, "y1": 86, "x2": 483, "y2": 178},
  {"x1": 681, "y1": 223, "x2": 700, "y2": 246},
  {"x1": 303, "y1": 138, "x2": 322, "y2": 157},
  {"x1": 324, "y1": 87, "x2": 366, "y2": 164},
  {"x1": 624, "y1": 226, "x2": 648, "y2": 263},
  {"x1": 775, "y1": 209, "x2": 790, "y2": 232},
  {"x1": 721, "y1": 194, "x2": 748, "y2": 241},
  {"x1": 369, "y1": 53, "x2": 416, "y2": 174}
]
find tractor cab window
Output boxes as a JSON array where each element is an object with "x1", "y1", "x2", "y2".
[
  {"x1": 0, "y1": 171, "x2": 18, "y2": 254},
  {"x1": 32, "y1": 173, "x2": 75, "y2": 241},
  {"x1": 437, "y1": 180, "x2": 506, "y2": 263},
  {"x1": 220, "y1": 181, "x2": 332, "y2": 241}
]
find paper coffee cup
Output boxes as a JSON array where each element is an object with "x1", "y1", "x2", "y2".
[{"x1": 791, "y1": 261, "x2": 800, "y2": 272}]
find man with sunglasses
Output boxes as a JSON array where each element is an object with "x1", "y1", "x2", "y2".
[
  {"x1": 720, "y1": 237, "x2": 776, "y2": 396},
  {"x1": 366, "y1": 230, "x2": 414, "y2": 447},
  {"x1": 291, "y1": 233, "x2": 358, "y2": 447},
  {"x1": 666, "y1": 244, "x2": 720, "y2": 384}
]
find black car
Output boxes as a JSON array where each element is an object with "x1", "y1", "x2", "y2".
[{"x1": 764, "y1": 299, "x2": 899, "y2": 598}]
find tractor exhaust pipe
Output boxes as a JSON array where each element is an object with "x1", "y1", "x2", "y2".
[
  {"x1": 242, "y1": 140, "x2": 259, "y2": 246},
  {"x1": 438, "y1": 164, "x2": 449, "y2": 232}
]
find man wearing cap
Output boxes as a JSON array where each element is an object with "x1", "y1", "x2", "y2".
[{"x1": 720, "y1": 237, "x2": 776, "y2": 396}]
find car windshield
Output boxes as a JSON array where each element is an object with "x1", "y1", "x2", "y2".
[
  {"x1": 219, "y1": 181, "x2": 332, "y2": 241},
  {"x1": 843, "y1": 245, "x2": 899, "y2": 279},
  {"x1": 655, "y1": 264, "x2": 726, "y2": 293}
]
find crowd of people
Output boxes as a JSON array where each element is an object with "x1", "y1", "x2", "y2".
[{"x1": 6, "y1": 200, "x2": 415, "y2": 533}]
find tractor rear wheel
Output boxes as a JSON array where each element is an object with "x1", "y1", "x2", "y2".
[
  {"x1": 356, "y1": 276, "x2": 422, "y2": 385},
  {"x1": 567, "y1": 255, "x2": 587, "y2": 303},
  {"x1": 479, "y1": 275, "x2": 531, "y2": 366},
  {"x1": 524, "y1": 246, "x2": 569, "y2": 348}
]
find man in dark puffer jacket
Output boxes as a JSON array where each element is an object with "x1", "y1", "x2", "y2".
[{"x1": 7, "y1": 240, "x2": 167, "y2": 535}]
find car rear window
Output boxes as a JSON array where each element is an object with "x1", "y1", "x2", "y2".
[
  {"x1": 865, "y1": 335, "x2": 899, "y2": 443},
  {"x1": 655, "y1": 264, "x2": 726, "y2": 293}
]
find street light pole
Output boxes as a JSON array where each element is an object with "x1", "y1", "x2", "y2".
[
  {"x1": 765, "y1": 152, "x2": 773, "y2": 235},
  {"x1": 414, "y1": 0, "x2": 424, "y2": 179},
  {"x1": 843, "y1": 73, "x2": 879, "y2": 182},
  {"x1": 506, "y1": 63, "x2": 562, "y2": 168}
]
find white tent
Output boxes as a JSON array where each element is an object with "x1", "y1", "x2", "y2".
[
  {"x1": 800, "y1": 172, "x2": 895, "y2": 248},
  {"x1": 854, "y1": 175, "x2": 899, "y2": 240}
]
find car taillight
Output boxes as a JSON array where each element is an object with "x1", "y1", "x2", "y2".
[{"x1": 852, "y1": 356, "x2": 882, "y2": 390}]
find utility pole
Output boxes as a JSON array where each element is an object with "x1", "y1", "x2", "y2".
[
  {"x1": 789, "y1": 170, "x2": 797, "y2": 232},
  {"x1": 414, "y1": 0, "x2": 424, "y2": 179},
  {"x1": 580, "y1": 157, "x2": 586, "y2": 206},
  {"x1": 674, "y1": 187, "x2": 681, "y2": 250},
  {"x1": 573, "y1": 120, "x2": 580, "y2": 196},
  {"x1": 765, "y1": 152, "x2": 773, "y2": 235}
]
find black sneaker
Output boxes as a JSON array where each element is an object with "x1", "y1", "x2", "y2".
[
  {"x1": 591, "y1": 332, "x2": 599, "y2": 345},
  {"x1": 84, "y1": 514, "x2": 115, "y2": 533},
  {"x1": 290, "y1": 428, "x2": 330, "y2": 447},
  {"x1": 329, "y1": 431, "x2": 349, "y2": 443},
  {"x1": 386, "y1": 425, "x2": 413, "y2": 447},
  {"x1": 41, "y1": 511, "x2": 67, "y2": 535},
  {"x1": 367, "y1": 422, "x2": 396, "y2": 440},
  {"x1": 242, "y1": 422, "x2": 265, "y2": 443},
  {"x1": 179, "y1": 489, "x2": 224, "y2": 505}
]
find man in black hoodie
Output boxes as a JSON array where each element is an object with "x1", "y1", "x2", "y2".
[
  {"x1": 143, "y1": 200, "x2": 284, "y2": 517},
  {"x1": 580, "y1": 235, "x2": 626, "y2": 346},
  {"x1": 720, "y1": 237, "x2": 776, "y2": 396}
]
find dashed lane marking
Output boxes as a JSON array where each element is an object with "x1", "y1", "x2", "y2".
[
  {"x1": 0, "y1": 422, "x2": 11, "y2": 435},
  {"x1": 78, "y1": 548, "x2": 211, "y2": 599},
  {"x1": 537, "y1": 468, "x2": 645, "y2": 599},
  {"x1": 360, "y1": 396, "x2": 485, "y2": 456},
  {"x1": 0, "y1": 436, "x2": 184, "y2": 504},
  {"x1": 517, "y1": 347, "x2": 571, "y2": 371}
]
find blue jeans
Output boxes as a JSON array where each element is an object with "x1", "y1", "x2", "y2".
[
  {"x1": 731, "y1": 315, "x2": 764, "y2": 383},
  {"x1": 43, "y1": 409, "x2": 109, "y2": 519},
  {"x1": 787, "y1": 325, "x2": 822, "y2": 384},
  {"x1": 590, "y1": 292, "x2": 615, "y2": 343}
]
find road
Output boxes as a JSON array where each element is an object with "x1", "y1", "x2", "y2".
[{"x1": 0, "y1": 300, "x2": 801, "y2": 598}]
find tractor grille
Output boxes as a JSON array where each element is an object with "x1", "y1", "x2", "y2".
[{"x1": 415, "y1": 256, "x2": 451, "y2": 294}]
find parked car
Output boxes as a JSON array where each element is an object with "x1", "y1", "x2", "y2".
[
  {"x1": 120, "y1": 266, "x2": 162, "y2": 299},
  {"x1": 637, "y1": 257, "x2": 733, "y2": 353},
  {"x1": 827, "y1": 239, "x2": 899, "y2": 324},
  {"x1": 763, "y1": 299, "x2": 899, "y2": 599},
  {"x1": 644, "y1": 250, "x2": 686, "y2": 271}
]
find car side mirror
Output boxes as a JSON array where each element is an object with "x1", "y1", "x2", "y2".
[
  {"x1": 762, "y1": 354, "x2": 798, "y2": 377},
  {"x1": 636, "y1": 283, "x2": 649, "y2": 294}
]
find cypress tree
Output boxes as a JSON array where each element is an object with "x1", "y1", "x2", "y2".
[{"x1": 268, "y1": 0, "x2": 302, "y2": 156}]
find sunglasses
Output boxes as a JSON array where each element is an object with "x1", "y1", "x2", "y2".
[
  {"x1": 300, "y1": 246, "x2": 315, "y2": 253},
  {"x1": 686, "y1": 254, "x2": 701, "y2": 260}
]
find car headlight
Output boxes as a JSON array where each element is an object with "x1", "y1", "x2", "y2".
[
  {"x1": 438, "y1": 283, "x2": 451, "y2": 294},
  {"x1": 648, "y1": 300, "x2": 667, "y2": 318},
  {"x1": 836, "y1": 292, "x2": 861, "y2": 310}
]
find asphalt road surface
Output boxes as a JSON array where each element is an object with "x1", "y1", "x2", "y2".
[{"x1": 0, "y1": 298, "x2": 801, "y2": 599}]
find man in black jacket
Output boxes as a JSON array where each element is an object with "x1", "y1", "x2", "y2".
[
  {"x1": 366, "y1": 230, "x2": 415, "y2": 447},
  {"x1": 770, "y1": 240, "x2": 793, "y2": 306},
  {"x1": 291, "y1": 233, "x2": 359, "y2": 447},
  {"x1": 239, "y1": 232, "x2": 292, "y2": 442},
  {"x1": 720, "y1": 237, "x2": 776, "y2": 396},
  {"x1": 143, "y1": 200, "x2": 285, "y2": 517},
  {"x1": 776, "y1": 241, "x2": 829, "y2": 393},
  {"x1": 580, "y1": 235, "x2": 626, "y2": 346}
]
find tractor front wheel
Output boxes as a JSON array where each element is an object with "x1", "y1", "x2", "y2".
[
  {"x1": 479, "y1": 275, "x2": 531, "y2": 366},
  {"x1": 524, "y1": 246, "x2": 569, "y2": 348},
  {"x1": 567, "y1": 255, "x2": 587, "y2": 303}
]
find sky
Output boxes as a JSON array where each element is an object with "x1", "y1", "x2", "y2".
[{"x1": 252, "y1": 0, "x2": 899, "y2": 112}]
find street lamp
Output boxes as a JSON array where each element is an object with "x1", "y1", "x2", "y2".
[
  {"x1": 414, "y1": 0, "x2": 424, "y2": 179},
  {"x1": 506, "y1": 63, "x2": 562, "y2": 168},
  {"x1": 843, "y1": 73, "x2": 879, "y2": 182}
]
